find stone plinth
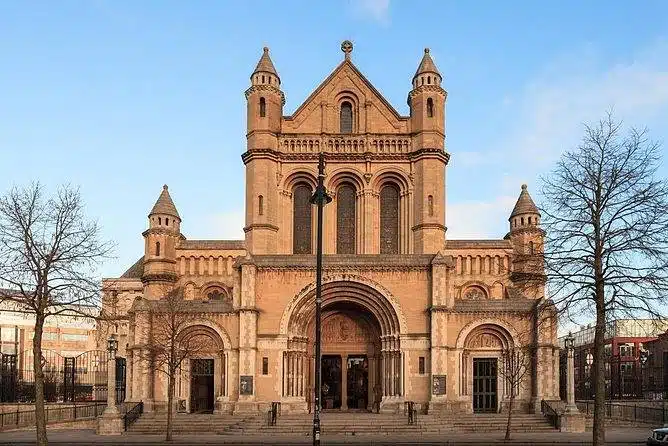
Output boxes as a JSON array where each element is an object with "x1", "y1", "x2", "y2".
[
  {"x1": 559, "y1": 412, "x2": 586, "y2": 433},
  {"x1": 96, "y1": 413, "x2": 123, "y2": 436}
]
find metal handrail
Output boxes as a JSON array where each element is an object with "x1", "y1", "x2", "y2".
[
  {"x1": 540, "y1": 400, "x2": 560, "y2": 428},
  {"x1": 123, "y1": 401, "x2": 144, "y2": 431},
  {"x1": 0, "y1": 402, "x2": 106, "y2": 430}
]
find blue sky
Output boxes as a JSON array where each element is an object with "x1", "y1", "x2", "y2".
[{"x1": 1, "y1": 0, "x2": 667, "y2": 279}]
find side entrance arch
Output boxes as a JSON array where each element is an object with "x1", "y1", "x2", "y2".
[{"x1": 174, "y1": 323, "x2": 230, "y2": 414}]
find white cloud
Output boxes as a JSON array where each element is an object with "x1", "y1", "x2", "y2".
[
  {"x1": 350, "y1": 0, "x2": 390, "y2": 24},
  {"x1": 507, "y1": 39, "x2": 668, "y2": 170},
  {"x1": 447, "y1": 195, "x2": 517, "y2": 239},
  {"x1": 450, "y1": 40, "x2": 668, "y2": 242},
  {"x1": 187, "y1": 210, "x2": 245, "y2": 240}
]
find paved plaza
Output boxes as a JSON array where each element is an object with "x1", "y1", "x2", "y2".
[{"x1": 0, "y1": 428, "x2": 653, "y2": 445}]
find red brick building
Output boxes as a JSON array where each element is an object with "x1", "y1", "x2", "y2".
[{"x1": 558, "y1": 319, "x2": 668, "y2": 400}]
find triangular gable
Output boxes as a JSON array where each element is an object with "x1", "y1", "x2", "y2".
[{"x1": 284, "y1": 59, "x2": 408, "y2": 122}]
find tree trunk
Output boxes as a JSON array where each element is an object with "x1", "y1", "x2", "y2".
[
  {"x1": 593, "y1": 280, "x2": 606, "y2": 445},
  {"x1": 166, "y1": 371, "x2": 175, "y2": 442},
  {"x1": 505, "y1": 394, "x2": 514, "y2": 441},
  {"x1": 33, "y1": 314, "x2": 48, "y2": 446}
]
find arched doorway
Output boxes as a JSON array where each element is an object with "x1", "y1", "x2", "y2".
[
  {"x1": 459, "y1": 323, "x2": 515, "y2": 413},
  {"x1": 282, "y1": 278, "x2": 404, "y2": 412},
  {"x1": 174, "y1": 324, "x2": 229, "y2": 414}
]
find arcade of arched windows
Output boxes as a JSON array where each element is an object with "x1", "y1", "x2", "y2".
[
  {"x1": 453, "y1": 255, "x2": 512, "y2": 276},
  {"x1": 177, "y1": 255, "x2": 237, "y2": 276},
  {"x1": 285, "y1": 177, "x2": 411, "y2": 255}
]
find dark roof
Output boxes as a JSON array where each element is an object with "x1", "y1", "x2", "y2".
[
  {"x1": 414, "y1": 48, "x2": 441, "y2": 79},
  {"x1": 510, "y1": 184, "x2": 540, "y2": 219},
  {"x1": 178, "y1": 240, "x2": 246, "y2": 250},
  {"x1": 150, "y1": 185, "x2": 180, "y2": 219},
  {"x1": 253, "y1": 47, "x2": 279, "y2": 79},
  {"x1": 121, "y1": 257, "x2": 144, "y2": 279}
]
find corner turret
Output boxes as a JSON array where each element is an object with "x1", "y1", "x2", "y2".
[
  {"x1": 508, "y1": 184, "x2": 545, "y2": 298},
  {"x1": 245, "y1": 47, "x2": 284, "y2": 149},
  {"x1": 243, "y1": 48, "x2": 284, "y2": 255},
  {"x1": 408, "y1": 48, "x2": 448, "y2": 253},
  {"x1": 142, "y1": 185, "x2": 183, "y2": 297}
]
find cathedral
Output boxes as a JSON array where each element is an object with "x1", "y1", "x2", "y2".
[{"x1": 102, "y1": 41, "x2": 560, "y2": 416}]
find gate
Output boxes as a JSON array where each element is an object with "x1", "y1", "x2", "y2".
[
  {"x1": 0, "y1": 353, "x2": 17, "y2": 402},
  {"x1": 0, "y1": 349, "x2": 126, "y2": 403},
  {"x1": 473, "y1": 358, "x2": 498, "y2": 413},
  {"x1": 116, "y1": 357, "x2": 126, "y2": 404}
]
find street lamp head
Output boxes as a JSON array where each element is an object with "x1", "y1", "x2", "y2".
[
  {"x1": 107, "y1": 333, "x2": 118, "y2": 355},
  {"x1": 565, "y1": 331, "x2": 575, "y2": 350},
  {"x1": 586, "y1": 352, "x2": 593, "y2": 366}
]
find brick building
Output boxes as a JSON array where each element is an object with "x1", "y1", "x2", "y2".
[
  {"x1": 102, "y1": 42, "x2": 560, "y2": 415},
  {"x1": 558, "y1": 319, "x2": 668, "y2": 400}
]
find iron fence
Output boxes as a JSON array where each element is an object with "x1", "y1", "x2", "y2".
[
  {"x1": 0, "y1": 350, "x2": 125, "y2": 404},
  {"x1": 577, "y1": 400, "x2": 667, "y2": 425},
  {"x1": 0, "y1": 402, "x2": 107, "y2": 430}
]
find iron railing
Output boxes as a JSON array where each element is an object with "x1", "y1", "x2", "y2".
[
  {"x1": 577, "y1": 400, "x2": 666, "y2": 425},
  {"x1": 267, "y1": 401, "x2": 281, "y2": 426},
  {"x1": 0, "y1": 402, "x2": 106, "y2": 430},
  {"x1": 123, "y1": 401, "x2": 143, "y2": 431},
  {"x1": 540, "y1": 400, "x2": 561, "y2": 429},
  {"x1": 404, "y1": 401, "x2": 418, "y2": 425}
]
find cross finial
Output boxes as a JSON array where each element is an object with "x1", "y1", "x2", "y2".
[{"x1": 341, "y1": 40, "x2": 353, "y2": 60}]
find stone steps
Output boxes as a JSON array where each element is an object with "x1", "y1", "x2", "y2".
[{"x1": 129, "y1": 412, "x2": 557, "y2": 435}]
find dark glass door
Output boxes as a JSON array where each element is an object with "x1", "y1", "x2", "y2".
[
  {"x1": 473, "y1": 358, "x2": 498, "y2": 413},
  {"x1": 347, "y1": 356, "x2": 368, "y2": 410},
  {"x1": 190, "y1": 359, "x2": 214, "y2": 413},
  {"x1": 321, "y1": 355, "x2": 342, "y2": 409}
]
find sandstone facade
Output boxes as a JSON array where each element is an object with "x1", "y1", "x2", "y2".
[{"x1": 101, "y1": 42, "x2": 560, "y2": 416}]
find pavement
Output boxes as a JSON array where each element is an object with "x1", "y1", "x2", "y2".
[{"x1": 0, "y1": 428, "x2": 655, "y2": 445}]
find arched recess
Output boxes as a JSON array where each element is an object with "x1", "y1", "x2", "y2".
[
  {"x1": 174, "y1": 320, "x2": 233, "y2": 409},
  {"x1": 455, "y1": 320, "x2": 523, "y2": 406},
  {"x1": 280, "y1": 276, "x2": 406, "y2": 401},
  {"x1": 327, "y1": 168, "x2": 365, "y2": 255},
  {"x1": 372, "y1": 168, "x2": 412, "y2": 254},
  {"x1": 282, "y1": 170, "x2": 318, "y2": 254}
]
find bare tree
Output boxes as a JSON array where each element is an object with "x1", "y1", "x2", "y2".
[
  {"x1": 499, "y1": 347, "x2": 532, "y2": 441},
  {"x1": 0, "y1": 182, "x2": 113, "y2": 446},
  {"x1": 540, "y1": 112, "x2": 668, "y2": 446},
  {"x1": 137, "y1": 286, "x2": 207, "y2": 442}
]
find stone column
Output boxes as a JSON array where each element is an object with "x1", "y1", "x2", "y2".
[
  {"x1": 97, "y1": 345, "x2": 122, "y2": 435},
  {"x1": 341, "y1": 355, "x2": 348, "y2": 410},
  {"x1": 565, "y1": 343, "x2": 577, "y2": 413},
  {"x1": 560, "y1": 334, "x2": 585, "y2": 432}
]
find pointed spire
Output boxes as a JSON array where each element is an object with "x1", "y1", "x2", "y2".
[
  {"x1": 150, "y1": 185, "x2": 180, "y2": 219},
  {"x1": 510, "y1": 184, "x2": 540, "y2": 219},
  {"x1": 413, "y1": 48, "x2": 441, "y2": 79},
  {"x1": 252, "y1": 47, "x2": 279, "y2": 79}
]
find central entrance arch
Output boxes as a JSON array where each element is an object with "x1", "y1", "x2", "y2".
[{"x1": 281, "y1": 277, "x2": 404, "y2": 411}]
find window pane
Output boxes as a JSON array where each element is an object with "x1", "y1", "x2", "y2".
[
  {"x1": 336, "y1": 184, "x2": 356, "y2": 254},
  {"x1": 293, "y1": 184, "x2": 313, "y2": 254},
  {"x1": 340, "y1": 102, "x2": 353, "y2": 133},
  {"x1": 380, "y1": 184, "x2": 399, "y2": 254}
]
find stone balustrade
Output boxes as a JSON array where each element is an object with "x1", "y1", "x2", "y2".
[{"x1": 279, "y1": 134, "x2": 412, "y2": 154}]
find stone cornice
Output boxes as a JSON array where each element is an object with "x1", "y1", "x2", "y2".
[
  {"x1": 239, "y1": 254, "x2": 435, "y2": 272},
  {"x1": 244, "y1": 85, "x2": 286, "y2": 105},
  {"x1": 243, "y1": 223, "x2": 279, "y2": 233},
  {"x1": 412, "y1": 222, "x2": 447, "y2": 232},
  {"x1": 241, "y1": 146, "x2": 449, "y2": 164}
]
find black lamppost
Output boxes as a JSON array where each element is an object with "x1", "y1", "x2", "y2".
[{"x1": 310, "y1": 152, "x2": 332, "y2": 446}]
